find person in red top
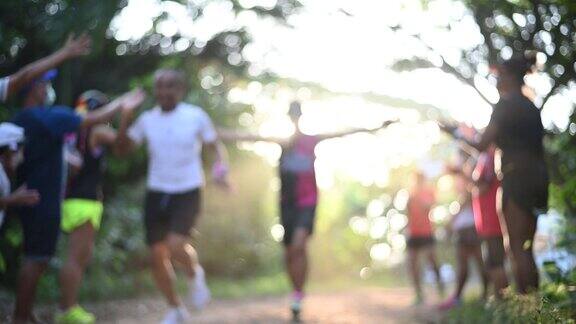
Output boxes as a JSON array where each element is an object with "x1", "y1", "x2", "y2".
[
  {"x1": 472, "y1": 146, "x2": 509, "y2": 297},
  {"x1": 406, "y1": 172, "x2": 444, "y2": 304}
]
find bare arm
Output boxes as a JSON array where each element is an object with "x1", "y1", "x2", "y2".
[
  {"x1": 317, "y1": 120, "x2": 395, "y2": 141},
  {"x1": 83, "y1": 88, "x2": 146, "y2": 130},
  {"x1": 91, "y1": 125, "x2": 117, "y2": 148},
  {"x1": 113, "y1": 90, "x2": 147, "y2": 156},
  {"x1": 7, "y1": 34, "x2": 91, "y2": 98},
  {"x1": 217, "y1": 128, "x2": 289, "y2": 145},
  {"x1": 439, "y1": 120, "x2": 498, "y2": 153},
  {"x1": 205, "y1": 139, "x2": 232, "y2": 189},
  {"x1": 0, "y1": 185, "x2": 40, "y2": 210},
  {"x1": 80, "y1": 98, "x2": 123, "y2": 129},
  {"x1": 114, "y1": 103, "x2": 138, "y2": 157}
]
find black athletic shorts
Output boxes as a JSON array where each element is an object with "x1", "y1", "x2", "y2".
[
  {"x1": 281, "y1": 204, "x2": 316, "y2": 246},
  {"x1": 482, "y1": 235, "x2": 506, "y2": 269},
  {"x1": 19, "y1": 207, "x2": 60, "y2": 260},
  {"x1": 456, "y1": 226, "x2": 480, "y2": 247},
  {"x1": 407, "y1": 236, "x2": 435, "y2": 250},
  {"x1": 144, "y1": 189, "x2": 201, "y2": 245}
]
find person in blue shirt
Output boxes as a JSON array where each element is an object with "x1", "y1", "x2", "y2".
[{"x1": 11, "y1": 70, "x2": 146, "y2": 324}]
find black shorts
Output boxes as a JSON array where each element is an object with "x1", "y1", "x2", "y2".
[
  {"x1": 502, "y1": 165, "x2": 549, "y2": 216},
  {"x1": 482, "y1": 236, "x2": 506, "y2": 269},
  {"x1": 19, "y1": 207, "x2": 60, "y2": 260},
  {"x1": 456, "y1": 226, "x2": 480, "y2": 247},
  {"x1": 144, "y1": 189, "x2": 201, "y2": 246},
  {"x1": 281, "y1": 204, "x2": 316, "y2": 246},
  {"x1": 407, "y1": 236, "x2": 435, "y2": 250}
]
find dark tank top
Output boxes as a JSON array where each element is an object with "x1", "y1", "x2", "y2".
[{"x1": 66, "y1": 129, "x2": 105, "y2": 201}]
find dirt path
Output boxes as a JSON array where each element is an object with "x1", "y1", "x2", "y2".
[
  {"x1": 87, "y1": 287, "x2": 441, "y2": 324},
  {"x1": 0, "y1": 287, "x2": 445, "y2": 323}
]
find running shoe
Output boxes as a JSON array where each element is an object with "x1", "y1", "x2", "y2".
[
  {"x1": 188, "y1": 265, "x2": 211, "y2": 310},
  {"x1": 55, "y1": 305, "x2": 96, "y2": 324},
  {"x1": 290, "y1": 291, "x2": 303, "y2": 322},
  {"x1": 437, "y1": 296, "x2": 461, "y2": 311},
  {"x1": 161, "y1": 306, "x2": 191, "y2": 324}
]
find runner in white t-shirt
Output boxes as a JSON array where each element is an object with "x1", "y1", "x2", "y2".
[{"x1": 116, "y1": 69, "x2": 229, "y2": 324}]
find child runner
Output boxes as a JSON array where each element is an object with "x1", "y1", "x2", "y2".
[{"x1": 219, "y1": 101, "x2": 393, "y2": 321}]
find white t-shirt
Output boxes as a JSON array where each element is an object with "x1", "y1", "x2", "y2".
[
  {"x1": 0, "y1": 77, "x2": 9, "y2": 102},
  {"x1": 128, "y1": 102, "x2": 218, "y2": 193},
  {"x1": 0, "y1": 164, "x2": 10, "y2": 227}
]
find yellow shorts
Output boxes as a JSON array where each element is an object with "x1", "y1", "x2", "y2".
[{"x1": 61, "y1": 199, "x2": 103, "y2": 233}]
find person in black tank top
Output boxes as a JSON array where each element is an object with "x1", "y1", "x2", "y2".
[
  {"x1": 58, "y1": 90, "x2": 121, "y2": 322},
  {"x1": 440, "y1": 53, "x2": 549, "y2": 294}
]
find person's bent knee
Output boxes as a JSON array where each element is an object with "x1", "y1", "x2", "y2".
[
  {"x1": 166, "y1": 234, "x2": 187, "y2": 253},
  {"x1": 151, "y1": 242, "x2": 171, "y2": 260}
]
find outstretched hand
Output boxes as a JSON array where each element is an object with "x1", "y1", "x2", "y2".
[
  {"x1": 437, "y1": 120, "x2": 458, "y2": 136},
  {"x1": 121, "y1": 88, "x2": 147, "y2": 118},
  {"x1": 62, "y1": 33, "x2": 92, "y2": 58},
  {"x1": 212, "y1": 161, "x2": 233, "y2": 192},
  {"x1": 380, "y1": 119, "x2": 398, "y2": 128},
  {"x1": 11, "y1": 185, "x2": 40, "y2": 206}
]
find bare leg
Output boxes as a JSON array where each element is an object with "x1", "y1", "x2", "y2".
[
  {"x1": 59, "y1": 222, "x2": 96, "y2": 310},
  {"x1": 167, "y1": 234, "x2": 198, "y2": 280},
  {"x1": 407, "y1": 248, "x2": 423, "y2": 300},
  {"x1": 150, "y1": 242, "x2": 180, "y2": 307},
  {"x1": 425, "y1": 246, "x2": 445, "y2": 296},
  {"x1": 13, "y1": 260, "x2": 48, "y2": 323},
  {"x1": 285, "y1": 228, "x2": 310, "y2": 293},
  {"x1": 471, "y1": 244, "x2": 489, "y2": 300},
  {"x1": 453, "y1": 245, "x2": 470, "y2": 300},
  {"x1": 502, "y1": 199, "x2": 538, "y2": 293}
]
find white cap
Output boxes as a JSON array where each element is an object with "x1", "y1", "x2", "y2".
[{"x1": 0, "y1": 123, "x2": 24, "y2": 150}]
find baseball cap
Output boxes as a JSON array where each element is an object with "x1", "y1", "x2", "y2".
[
  {"x1": 75, "y1": 90, "x2": 109, "y2": 115},
  {"x1": 19, "y1": 69, "x2": 58, "y2": 99}
]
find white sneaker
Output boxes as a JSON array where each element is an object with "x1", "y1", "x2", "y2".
[
  {"x1": 188, "y1": 265, "x2": 211, "y2": 310},
  {"x1": 161, "y1": 306, "x2": 191, "y2": 324}
]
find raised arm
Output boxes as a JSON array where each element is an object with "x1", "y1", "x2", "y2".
[
  {"x1": 316, "y1": 119, "x2": 395, "y2": 141},
  {"x1": 439, "y1": 120, "x2": 498, "y2": 153},
  {"x1": 91, "y1": 125, "x2": 117, "y2": 148},
  {"x1": 217, "y1": 128, "x2": 289, "y2": 145},
  {"x1": 6, "y1": 34, "x2": 91, "y2": 99},
  {"x1": 113, "y1": 91, "x2": 146, "y2": 156},
  {"x1": 82, "y1": 88, "x2": 146, "y2": 129}
]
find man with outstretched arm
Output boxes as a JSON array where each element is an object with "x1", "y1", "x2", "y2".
[
  {"x1": 116, "y1": 69, "x2": 229, "y2": 324},
  {"x1": 0, "y1": 34, "x2": 91, "y2": 102}
]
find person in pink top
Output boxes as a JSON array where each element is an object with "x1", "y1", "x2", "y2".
[
  {"x1": 473, "y1": 146, "x2": 509, "y2": 298},
  {"x1": 406, "y1": 172, "x2": 445, "y2": 304},
  {"x1": 219, "y1": 101, "x2": 393, "y2": 321}
]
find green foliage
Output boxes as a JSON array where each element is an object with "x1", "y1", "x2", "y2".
[
  {"x1": 0, "y1": 0, "x2": 301, "y2": 295},
  {"x1": 446, "y1": 260, "x2": 576, "y2": 323}
]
